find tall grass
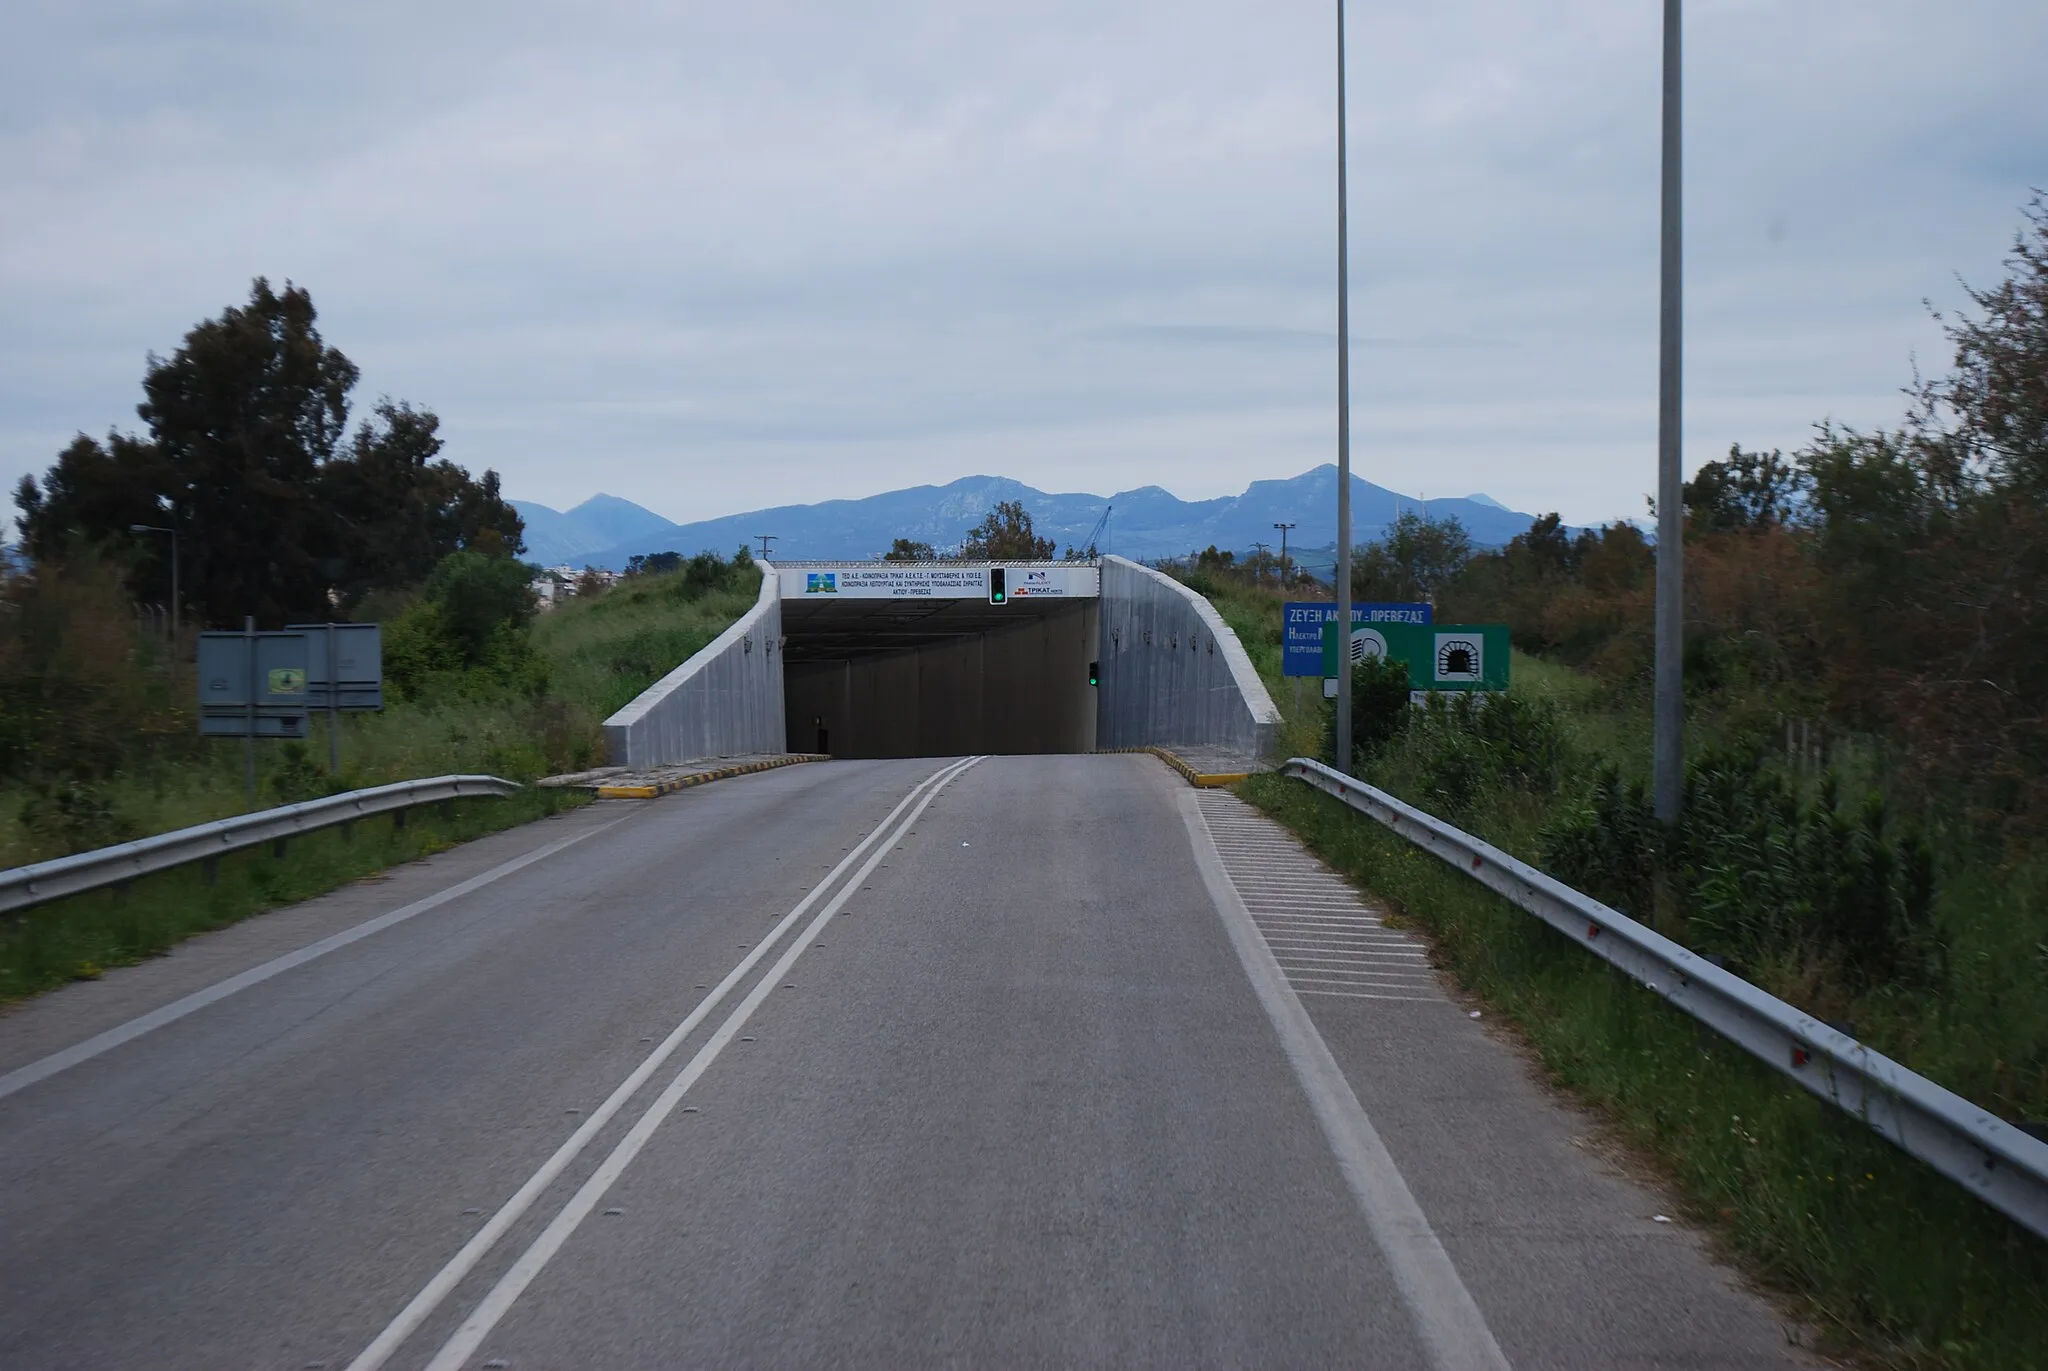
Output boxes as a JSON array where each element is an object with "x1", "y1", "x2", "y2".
[
  {"x1": 0, "y1": 561, "x2": 758, "y2": 1001},
  {"x1": 1196, "y1": 577, "x2": 2048, "y2": 1367},
  {"x1": 0, "y1": 787, "x2": 579, "y2": 1001}
]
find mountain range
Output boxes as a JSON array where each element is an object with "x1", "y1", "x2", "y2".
[{"x1": 510, "y1": 466, "x2": 1544, "y2": 573}]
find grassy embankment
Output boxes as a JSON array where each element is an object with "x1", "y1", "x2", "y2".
[
  {"x1": 1204, "y1": 577, "x2": 2048, "y2": 1370},
  {"x1": 0, "y1": 564, "x2": 758, "y2": 1003}
]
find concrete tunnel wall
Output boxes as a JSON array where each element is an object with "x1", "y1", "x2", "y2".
[
  {"x1": 1095, "y1": 555, "x2": 1282, "y2": 762},
  {"x1": 783, "y1": 601, "x2": 1098, "y2": 758},
  {"x1": 600, "y1": 554, "x2": 1280, "y2": 767},
  {"x1": 601, "y1": 563, "x2": 786, "y2": 768}
]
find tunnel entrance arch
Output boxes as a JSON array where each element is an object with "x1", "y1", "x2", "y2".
[{"x1": 778, "y1": 562, "x2": 1099, "y2": 759}]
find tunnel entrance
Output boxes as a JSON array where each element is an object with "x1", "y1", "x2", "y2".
[{"x1": 778, "y1": 563, "x2": 1100, "y2": 759}]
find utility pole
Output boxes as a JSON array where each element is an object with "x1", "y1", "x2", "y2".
[
  {"x1": 1252, "y1": 542, "x2": 1271, "y2": 583},
  {"x1": 1333, "y1": 0, "x2": 1355, "y2": 776},
  {"x1": 1273, "y1": 522, "x2": 1296, "y2": 587},
  {"x1": 1653, "y1": 0, "x2": 1685, "y2": 822},
  {"x1": 756, "y1": 534, "x2": 777, "y2": 560}
]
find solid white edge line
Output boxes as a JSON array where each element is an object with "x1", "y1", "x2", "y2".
[
  {"x1": 419, "y1": 756, "x2": 986, "y2": 1371},
  {"x1": 0, "y1": 812, "x2": 641, "y2": 1103},
  {"x1": 344, "y1": 756, "x2": 979, "y2": 1371},
  {"x1": 1179, "y1": 790, "x2": 1511, "y2": 1371}
]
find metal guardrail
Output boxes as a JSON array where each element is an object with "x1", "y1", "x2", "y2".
[
  {"x1": 0, "y1": 775, "x2": 520, "y2": 916},
  {"x1": 1279, "y1": 756, "x2": 2048, "y2": 1242}
]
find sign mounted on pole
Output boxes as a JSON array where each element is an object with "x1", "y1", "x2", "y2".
[
  {"x1": 1319, "y1": 621, "x2": 1511, "y2": 693},
  {"x1": 1282, "y1": 601, "x2": 1430, "y2": 676}
]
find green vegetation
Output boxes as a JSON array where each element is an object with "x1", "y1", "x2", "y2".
[
  {"x1": 0, "y1": 788, "x2": 575, "y2": 1003},
  {"x1": 1179, "y1": 200, "x2": 2048, "y2": 1367},
  {"x1": 2, "y1": 282, "x2": 764, "y2": 1000}
]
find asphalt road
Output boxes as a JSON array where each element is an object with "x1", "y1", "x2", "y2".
[{"x1": 0, "y1": 755, "x2": 1816, "y2": 1369}]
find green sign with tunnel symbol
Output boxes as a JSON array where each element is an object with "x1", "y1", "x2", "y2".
[{"x1": 1320, "y1": 622, "x2": 1510, "y2": 692}]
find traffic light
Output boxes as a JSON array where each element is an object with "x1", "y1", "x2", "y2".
[
  {"x1": 989, "y1": 567, "x2": 1006, "y2": 605},
  {"x1": 1088, "y1": 660, "x2": 1099, "y2": 687}
]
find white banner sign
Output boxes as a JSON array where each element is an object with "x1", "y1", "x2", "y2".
[{"x1": 779, "y1": 564, "x2": 1099, "y2": 600}]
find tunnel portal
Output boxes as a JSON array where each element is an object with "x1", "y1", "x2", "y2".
[{"x1": 777, "y1": 562, "x2": 1100, "y2": 759}]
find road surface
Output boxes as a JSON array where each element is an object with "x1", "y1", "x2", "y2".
[{"x1": 0, "y1": 755, "x2": 1814, "y2": 1368}]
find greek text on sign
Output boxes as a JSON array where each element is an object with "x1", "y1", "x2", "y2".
[
  {"x1": 778, "y1": 564, "x2": 1099, "y2": 600},
  {"x1": 1281, "y1": 601, "x2": 1431, "y2": 677}
]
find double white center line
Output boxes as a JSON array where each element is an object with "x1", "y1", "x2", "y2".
[{"x1": 347, "y1": 755, "x2": 984, "y2": 1371}]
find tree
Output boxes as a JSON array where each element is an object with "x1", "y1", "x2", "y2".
[
  {"x1": 1684, "y1": 446, "x2": 1804, "y2": 533},
  {"x1": 626, "y1": 551, "x2": 683, "y2": 576},
  {"x1": 320, "y1": 400, "x2": 525, "y2": 606},
  {"x1": 884, "y1": 538, "x2": 937, "y2": 562},
  {"x1": 960, "y1": 500, "x2": 1055, "y2": 560},
  {"x1": 12, "y1": 279, "x2": 521, "y2": 625},
  {"x1": 1351, "y1": 511, "x2": 1472, "y2": 603}
]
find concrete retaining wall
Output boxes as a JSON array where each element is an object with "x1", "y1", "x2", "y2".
[
  {"x1": 602, "y1": 565, "x2": 786, "y2": 768},
  {"x1": 1095, "y1": 555, "x2": 1281, "y2": 761}
]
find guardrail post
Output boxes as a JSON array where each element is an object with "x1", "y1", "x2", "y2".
[
  {"x1": 202, "y1": 856, "x2": 220, "y2": 886},
  {"x1": 393, "y1": 807, "x2": 408, "y2": 833},
  {"x1": 271, "y1": 838, "x2": 288, "y2": 860}
]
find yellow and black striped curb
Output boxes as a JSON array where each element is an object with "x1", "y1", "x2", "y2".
[
  {"x1": 594, "y1": 754, "x2": 830, "y2": 800},
  {"x1": 1097, "y1": 746, "x2": 1254, "y2": 789}
]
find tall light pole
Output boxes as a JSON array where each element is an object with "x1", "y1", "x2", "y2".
[
  {"x1": 1333, "y1": 0, "x2": 1355, "y2": 775},
  {"x1": 1652, "y1": 0, "x2": 1684, "y2": 822},
  {"x1": 130, "y1": 523, "x2": 180, "y2": 641},
  {"x1": 756, "y1": 534, "x2": 777, "y2": 560},
  {"x1": 1273, "y1": 522, "x2": 1296, "y2": 587}
]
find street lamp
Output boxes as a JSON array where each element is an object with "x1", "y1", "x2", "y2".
[
  {"x1": 129, "y1": 523, "x2": 180, "y2": 640},
  {"x1": 1334, "y1": 0, "x2": 1355, "y2": 775},
  {"x1": 1653, "y1": 0, "x2": 1684, "y2": 822},
  {"x1": 1273, "y1": 522, "x2": 1297, "y2": 587}
]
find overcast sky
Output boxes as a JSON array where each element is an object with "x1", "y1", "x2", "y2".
[{"x1": 3, "y1": 1, "x2": 2042, "y2": 533}]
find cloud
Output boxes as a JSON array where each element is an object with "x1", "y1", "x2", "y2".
[{"x1": 2, "y1": 0, "x2": 2042, "y2": 535}]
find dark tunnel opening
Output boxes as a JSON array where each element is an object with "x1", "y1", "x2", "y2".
[{"x1": 780, "y1": 596, "x2": 1100, "y2": 758}]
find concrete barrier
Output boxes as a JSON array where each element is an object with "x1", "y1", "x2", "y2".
[
  {"x1": 1095, "y1": 555, "x2": 1281, "y2": 762},
  {"x1": 602, "y1": 564, "x2": 787, "y2": 768}
]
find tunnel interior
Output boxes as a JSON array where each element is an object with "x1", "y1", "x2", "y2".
[{"x1": 781, "y1": 596, "x2": 1100, "y2": 758}]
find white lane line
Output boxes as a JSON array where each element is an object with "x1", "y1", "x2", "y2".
[
  {"x1": 417, "y1": 756, "x2": 985, "y2": 1371},
  {"x1": 345, "y1": 756, "x2": 981, "y2": 1371},
  {"x1": 0, "y1": 812, "x2": 642, "y2": 1104},
  {"x1": 1182, "y1": 793, "x2": 1509, "y2": 1371},
  {"x1": 1269, "y1": 948, "x2": 1427, "y2": 962},
  {"x1": 1283, "y1": 972, "x2": 1440, "y2": 988},
  {"x1": 1298, "y1": 988, "x2": 1447, "y2": 1004},
  {"x1": 1260, "y1": 936, "x2": 1418, "y2": 950},
  {"x1": 1250, "y1": 914, "x2": 1392, "y2": 927}
]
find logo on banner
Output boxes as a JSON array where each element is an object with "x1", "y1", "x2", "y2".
[{"x1": 805, "y1": 572, "x2": 838, "y2": 594}]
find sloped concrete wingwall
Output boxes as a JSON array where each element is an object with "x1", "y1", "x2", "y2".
[
  {"x1": 602, "y1": 565, "x2": 786, "y2": 768},
  {"x1": 1095, "y1": 555, "x2": 1281, "y2": 761}
]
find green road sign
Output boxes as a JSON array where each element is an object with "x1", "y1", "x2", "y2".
[{"x1": 1321, "y1": 621, "x2": 1510, "y2": 691}]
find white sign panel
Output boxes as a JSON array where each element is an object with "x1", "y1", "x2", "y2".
[
  {"x1": 779, "y1": 564, "x2": 1099, "y2": 600},
  {"x1": 1433, "y1": 631, "x2": 1484, "y2": 683},
  {"x1": 1007, "y1": 565, "x2": 1099, "y2": 599}
]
